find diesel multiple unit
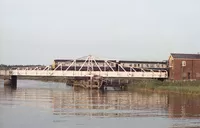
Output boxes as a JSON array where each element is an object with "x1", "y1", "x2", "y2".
[{"x1": 52, "y1": 59, "x2": 168, "y2": 72}]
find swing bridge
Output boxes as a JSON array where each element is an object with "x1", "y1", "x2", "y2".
[{"x1": 0, "y1": 55, "x2": 168, "y2": 89}]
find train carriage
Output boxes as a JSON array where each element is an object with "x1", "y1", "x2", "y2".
[
  {"x1": 118, "y1": 60, "x2": 168, "y2": 72},
  {"x1": 52, "y1": 59, "x2": 117, "y2": 71},
  {"x1": 51, "y1": 59, "x2": 168, "y2": 72}
]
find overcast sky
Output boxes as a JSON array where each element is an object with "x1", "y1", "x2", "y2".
[{"x1": 0, "y1": 0, "x2": 200, "y2": 65}]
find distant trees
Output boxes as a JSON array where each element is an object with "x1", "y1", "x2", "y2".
[
  {"x1": 0, "y1": 64, "x2": 8, "y2": 70},
  {"x1": 0, "y1": 64, "x2": 46, "y2": 70}
]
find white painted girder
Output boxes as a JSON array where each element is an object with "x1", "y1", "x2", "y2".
[{"x1": 0, "y1": 70, "x2": 168, "y2": 78}]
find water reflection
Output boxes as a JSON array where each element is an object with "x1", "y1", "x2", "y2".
[
  {"x1": 52, "y1": 89, "x2": 168, "y2": 117},
  {"x1": 1, "y1": 79, "x2": 200, "y2": 128},
  {"x1": 168, "y1": 94, "x2": 200, "y2": 118},
  {"x1": 1, "y1": 84, "x2": 200, "y2": 119},
  {"x1": 0, "y1": 86, "x2": 169, "y2": 118}
]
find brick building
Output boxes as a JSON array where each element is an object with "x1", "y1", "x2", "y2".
[{"x1": 168, "y1": 53, "x2": 200, "y2": 80}]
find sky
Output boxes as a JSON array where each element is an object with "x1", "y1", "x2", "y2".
[{"x1": 0, "y1": 0, "x2": 200, "y2": 65}]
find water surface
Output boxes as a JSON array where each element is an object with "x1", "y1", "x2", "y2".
[{"x1": 0, "y1": 79, "x2": 200, "y2": 128}]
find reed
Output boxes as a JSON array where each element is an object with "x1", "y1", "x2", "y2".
[{"x1": 128, "y1": 79, "x2": 200, "y2": 95}]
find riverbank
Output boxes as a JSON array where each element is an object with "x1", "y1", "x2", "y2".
[
  {"x1": 2, "y1": 76, "x2": 200, "y2": 95},
  {"x1": 0, "y1": 75, "x2": 68, "y2": 83},
  {"x1": 128, "y1": 79, "x2": 200, "y2": 95}
]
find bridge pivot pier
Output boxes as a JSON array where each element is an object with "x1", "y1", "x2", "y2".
[{"x1": 4, "y1": 75, "x2": 17, "y2": 89}]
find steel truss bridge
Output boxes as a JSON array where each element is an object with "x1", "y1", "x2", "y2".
[{"x1": 0, "y1": 55, "x2": 168, "y2": 79}]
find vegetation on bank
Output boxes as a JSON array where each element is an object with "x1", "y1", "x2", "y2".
[{"x1": 128, "y1": 79, "x2": 200, "y2": 95}]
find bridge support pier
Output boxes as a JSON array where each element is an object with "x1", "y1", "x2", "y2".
[
  {"x1": 100, "y1": 81, "x2": 107, "y2": 91},
  {"x1": 11, "y1": 76, "x2": 17, "y2": 89},
  {"x1": 4, "y1": 75, "x2": 17, "y2": 89}
]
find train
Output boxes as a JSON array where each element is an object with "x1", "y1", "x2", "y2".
[{"x1": 51, "y1": 59, "x2": 168, "y2": 72}]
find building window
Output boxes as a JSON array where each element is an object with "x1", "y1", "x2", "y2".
[
  {"x1": 182, "y1": 61, "x2": 186, "y2": 67},
  {"x1": 156, "y1": 64, "x2": 159, "y2": 68}
]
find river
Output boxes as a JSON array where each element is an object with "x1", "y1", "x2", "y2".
[{"x1": 0, "y1": 79, "x2": 200, "y2": 128}]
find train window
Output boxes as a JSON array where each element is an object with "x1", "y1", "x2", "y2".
[
  {"x1": 111, "y1": 63, "x2": 114, "y2": 67},
  {"x1": 129, "y1": 64, "x2": 132, "y2": 67},
  {"x1": 138, "y1": 64, "x2": 140, "y2": 67},
  {"x1": 134, "y1": 64, "x2": 137, "y2": 67}
]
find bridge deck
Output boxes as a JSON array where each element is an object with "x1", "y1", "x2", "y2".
[{"x1": 0, "y1": 70, "x2": 168, "y2": 78}]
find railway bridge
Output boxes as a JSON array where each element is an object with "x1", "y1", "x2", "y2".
[{"x1": 0, "y1": 55, "x2": 168, "y2": 89}]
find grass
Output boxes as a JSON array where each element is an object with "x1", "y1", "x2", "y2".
[{"x1": 128, "y1": 80, "x2": 200, "y2": 95}]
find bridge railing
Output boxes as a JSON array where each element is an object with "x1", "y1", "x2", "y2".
[{"x1": 0, "y1": 69, "x2": 168, "y2": 78}]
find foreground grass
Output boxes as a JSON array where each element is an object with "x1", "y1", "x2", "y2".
[{"x1": 128, "y1": 80, "x2": 200, "y2": 95}]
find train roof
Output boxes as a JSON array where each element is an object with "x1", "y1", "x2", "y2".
[
  {"x1": 54, "y1": 59, "x2": 167, "y2": 64},
  {"x1": 54, "y1": 59, "x2": 117, "y2": 62},
  {"x1": 118, "y1": 60, "x2": 167, "y2": 64},
  {"x1": 54, "y1": 59, "x2": 73, "y2": 62}
]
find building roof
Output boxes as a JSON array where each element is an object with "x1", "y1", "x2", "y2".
[{"x1": 171, "y1": 53, "x2": 200, "y2": 59}]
